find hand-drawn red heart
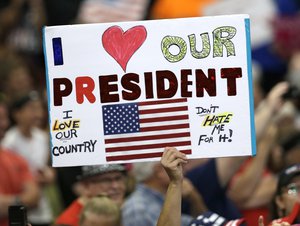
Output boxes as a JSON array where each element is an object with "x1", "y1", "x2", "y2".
[{"x1": 102, "y1": 25, "x2": 147, "y2": 72}]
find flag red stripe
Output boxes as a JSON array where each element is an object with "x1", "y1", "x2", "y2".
[
  {"x1": 140, "y1": 123, "x2": 190, "y2": 132},
  {"x1": 140, "y1": 114, "x2": 189, "y2": 123},
  {"x1": 105, "y1": 141, "x2": 191, "y2": 152},
  {"x1": 106, "y1": 149, "x2": 192, "y2": 161},
  {"x1": 139, "y1": 98, "x2": 187, "y2": 106},
  {"x1": 104, "y1": 132, "x2": 191, "y2": 144},
  {"x1": 139, "y1": 106, "x2": 188, "y2": 114}
]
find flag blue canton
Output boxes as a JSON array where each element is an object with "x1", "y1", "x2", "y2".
[{"x1": 102, "y1": 103, "x2": 140, "y2": 135}]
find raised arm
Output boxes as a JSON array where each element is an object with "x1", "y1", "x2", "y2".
[
  {"x1": 156, "y1": 147, "x2": 188, "y2": 226},
  {"x1": 255, "y1": 81, "x2": 288, "y2": 141},
  {"x1": 228, "y1": 123, "x2": 278, "y2": 206}
]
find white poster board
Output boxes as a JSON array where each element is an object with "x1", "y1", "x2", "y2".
[
  {"x1": 43, "y1": 14, "x2": 256, "y2": 167},
  {"x1": 203, "y1": 0, "x2": 276, "y2": 48}
]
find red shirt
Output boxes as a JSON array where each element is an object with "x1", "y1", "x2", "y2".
[
  {"x1": 0, "y1": 149, "x2": 34, "y2": 226},
  {"x1": 55, "y1": 199, "x2": 83, "y2": 226},
  {"x1": 269, "y1": 203, "x2": 300, "y2": 225}
]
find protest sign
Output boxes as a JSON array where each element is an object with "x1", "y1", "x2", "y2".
[{"x1": 43, "y1": 14, "x2": 256, "y2": 167}]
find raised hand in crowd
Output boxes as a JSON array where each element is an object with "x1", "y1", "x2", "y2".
[
  {"x1": 258, "y1": 216, "x2": 290, "y2": 226},
  {"x1": 255, "y1": 81, "x2": 289, "y2": 140},
  {"x1": 157, "y1": 147, "x2": 188, "y2": 226}
]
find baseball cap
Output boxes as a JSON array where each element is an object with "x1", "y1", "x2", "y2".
[
  {"x1": 276, "y1": 164, "x2": 300, "y2": 195},
  {"x1": 77, "y1": 164, "x2": 126, "y2": 181},
  {"x1": 188, "y1": 211, "x2": 245, "y2": 226}
]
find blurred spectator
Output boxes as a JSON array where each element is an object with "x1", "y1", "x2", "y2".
[
  {"x1": 122, "y1": 159, "x2": 207, "y2": 226},
  {"x1": 0, "y1": 0, "x2": 45, "y2": 54},
  {"x1": 1, "y1": 91, "x2": 55, "y2": 226},
  {"x1": 76, "y1": 0, "x2": 153, "y2": 24},
  {"x1": 0, "y1": 0, "x2": 46, "y2": 88},
  {"x1": 0, "y1": 49, "x2": 35, "y2": 104},
  {"x1": 269, "y1": 164, "x2": 300, "y2": 225},
  {"x1": 0, "y1": 95, "x2": 40, "y2": 226},
  {"x1": 55, "y1": 164, "x2": 127, "y2": 226},
  {"x1": 79, "y1": 196, "x2": 121, "y2": 226}
]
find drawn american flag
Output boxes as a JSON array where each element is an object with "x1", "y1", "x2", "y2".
[{"x1": 102, "y1": 98, "x2": 192, "y2": 162}]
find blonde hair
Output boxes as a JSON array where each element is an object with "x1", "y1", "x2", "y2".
[{"x1": 79, "y1": 196, "x2": 121, "y2": 226}]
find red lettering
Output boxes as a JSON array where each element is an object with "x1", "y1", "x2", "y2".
[{"x1": 75, "y1": 76, "x2": 96, "y2": 104}]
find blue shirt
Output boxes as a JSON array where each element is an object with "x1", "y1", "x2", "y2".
[{"x1": 122, "y1": 184, "x2": 193, "y2": 226}]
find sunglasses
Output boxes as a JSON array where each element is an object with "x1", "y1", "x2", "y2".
[{"x1": 286, "y1": 183, "x2": 300, "y2": 197}]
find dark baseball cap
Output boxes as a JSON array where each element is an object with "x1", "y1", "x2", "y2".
[
  {"x1": 276, "y1": 163, "x2": 300, "y2": 195},
  {"x1": 77, "y1": 164, "x2": 126, "y2": 181}
]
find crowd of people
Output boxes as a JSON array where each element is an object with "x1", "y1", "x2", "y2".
[{"x1": 0, "y1": 0, "x2": 300, "y2": 226}]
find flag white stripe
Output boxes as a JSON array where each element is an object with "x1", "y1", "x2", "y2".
[
  {"x1": 139, "y1": 111, "x2": 188, "y2": 119},
  {"x1": 106, "y1": 146, "x2": 191, "y2": 157},
  {"x1": 139, "y1": 102, "x2": 187, "y2": 110},
  {"x1": 105, "y1": 136, "x2": 190, "y2": 147},
  {"x1": 104, "y1": 128, "x2": 190, "y2": 139},
  {"x1": 140, "y1": 119, "x2": 189, "y2": 127}
]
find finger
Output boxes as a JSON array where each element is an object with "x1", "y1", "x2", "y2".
[
  {"x1": 166, "y1": 152, "x2": 188, "y2": 167},
  {"x1": 162, "y1": 147, "x2": 174, "y2": 160},
  {"x1": 162, "y1": 147, "x2": 180, "y2": 162},
  {"x1": 169, "y1": 157, "x2": 188, "y2": 167},
  {"x1": 258, "y1": 215, "x2": 264, "y2": 226},
  {"x1": 161, "y1": 147, "x2": 188, "y2": 168}
]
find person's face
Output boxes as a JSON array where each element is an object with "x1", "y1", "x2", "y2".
[
  {"x1": 7, "y1": 67, "x2": 33, "y2": 97},
  {"x1": 14, "y1": 99, "x2": 43, "y2": 128},
  {"x1": 81, "y1": 212, "x2": 118, "y2": 226},
  {"x1": 84, "y1": 171, "x2": 126, "y2": 206},
  {"x1": 276, "y1": 175, "x2": 300, "y2": 217},
  {"x1": 0, "y1": 104, "x2": 9, "y2": 140}
]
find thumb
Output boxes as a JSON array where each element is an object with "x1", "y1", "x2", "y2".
[{"x1": 258, "y1": 216, "x2": 264, "y2": 226}]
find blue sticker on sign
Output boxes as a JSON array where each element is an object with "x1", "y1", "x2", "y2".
[{"x1": 52, "y1": 37, "x2": 63, "y2": 66}]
